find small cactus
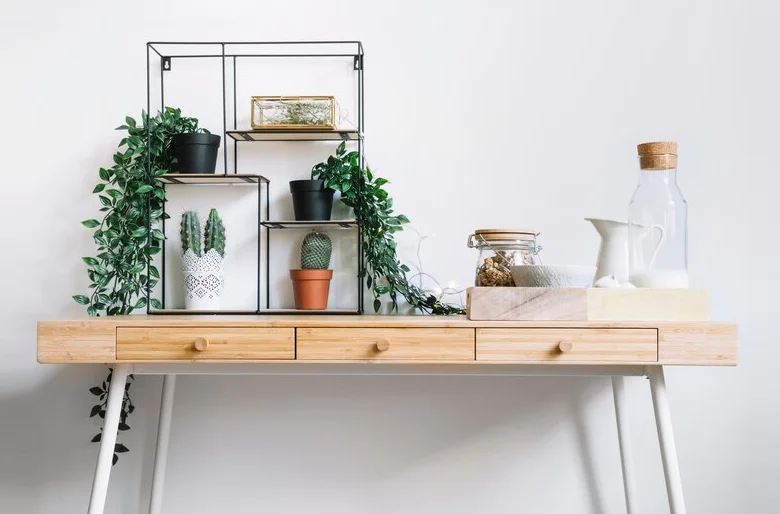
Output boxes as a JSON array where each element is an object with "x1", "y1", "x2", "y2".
[
  {"x1": 300, "y1": 231, "x2": 332, "y2": 269},
  {"x1": 204, "y1": 208, "x2": 226, "y2": 258},
  {"x1": 180, "y1": 211, "x2": 202, "y2": 257}
]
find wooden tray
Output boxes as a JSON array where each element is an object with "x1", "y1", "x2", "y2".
[{"x1": 466, "y1": 287, "x2": 709, "y2": 321}]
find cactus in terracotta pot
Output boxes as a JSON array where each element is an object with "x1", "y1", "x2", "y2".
[{"x1": 290, "y1": 230, "x2": 334, "y2": 310}]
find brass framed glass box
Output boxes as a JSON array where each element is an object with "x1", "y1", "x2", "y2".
[{"x1": 250, "y1": 96, "x2": 336, "y2": 130}]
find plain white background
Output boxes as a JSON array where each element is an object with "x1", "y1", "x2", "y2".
[{"x1": 0, "y1": 0, "x2": 775, "y2": 512}]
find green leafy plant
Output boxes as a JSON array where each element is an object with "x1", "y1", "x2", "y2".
[
  {"x1": 74, "y1": 107, "x2": 206, "y2": 464},
  {"x1": 311, "y1": 142, "x2": 464, "y2": 315},
  {"x1": 181, "y1": 209, "x2": 227, "y2": 257}
]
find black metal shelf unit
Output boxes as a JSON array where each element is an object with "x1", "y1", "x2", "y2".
[{"x1": 144, "y1": 41, "x2": 365, "y2": 315}]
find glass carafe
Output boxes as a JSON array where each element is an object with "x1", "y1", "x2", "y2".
[{"x1": 628, "y1": 142, "x2": 688, "y2": 288}]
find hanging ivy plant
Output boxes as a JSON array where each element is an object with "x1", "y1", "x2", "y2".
[
  {"x1": 312, "y1": 142, "x2": 464, "y2": 315},
  {"x1": 74, "y1": 107, "x2": 205, "y2": 464}
]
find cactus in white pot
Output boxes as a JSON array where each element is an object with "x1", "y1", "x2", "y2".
[{"x1": 181, "y1": 209, "x2": 226, "y2": 310}]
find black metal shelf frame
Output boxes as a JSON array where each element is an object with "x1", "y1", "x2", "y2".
[{"x1": 144, "y1": 41, "x2": 365, "y2": 315}]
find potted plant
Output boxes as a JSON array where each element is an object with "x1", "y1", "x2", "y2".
[
  {"x1": 75, "y1": 107, "x2": 208, "y2": 463},
  {"x1": 312, "y1": 141, "x2": 464, "y2": 314},
  {"x1": 166, "y1": 108, "x2": 221, "y2": 174},
  {"x1": 290, "y1": 231, "x2": 333, "y2": 309},
  {"x1": 181, "y1": 209, "x2": 226, "y2": 310}
]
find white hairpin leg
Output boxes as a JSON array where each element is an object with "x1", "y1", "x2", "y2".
[
  {"x1": 649, "y1": 367, "x2": 686, "y2": 514},
  {"x1": 149, "y1": 374, "x2": 177, "y2": 514},
  {"x1": 88, "y1": 364, "x2": 131, "y2": 514},
  {"x1": 612, "y1": 376, "x2": 638, "y2": 514}
]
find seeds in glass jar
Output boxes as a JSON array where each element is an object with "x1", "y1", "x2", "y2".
[{"x1": 476, "y1": 254, "x2": 515, "y2": 287}]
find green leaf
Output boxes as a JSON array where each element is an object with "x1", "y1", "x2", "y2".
[
  {"x1": 81, "y1": 257, "x2": 99, "y2": 267},
  {"x1": 373, "y1": 299, "x2": 381, "y2": 312},
  {"x1": 98, "y1": 168, "x2": 110, "y2": 181},
  {"x1": 374, "y1": 178, "x2": 388, "y2": 187},
  {"x1": 150, "y1": 298, "x2": 163, "y2": 309},
  {"x1": 397, "y1": 215, "x2": 410, "y2": 224},
  {"x1": 73, "y1": 295, "x2": 90, "y2": 305},
  {"x1": 92, "y1": 183, "x2": 106, "y2": 193},
  {"x1": 99, "y1": 195, "x2": 112, "y2": 207},
  {"x1": 135, "y1": 185, "x2": 153, "y2": 194},
  {"x1": 154, "y1": 188, "x2": 165, "y2": 200},
  {"x1": 131, "y1": 227, "x2": 148, "y2": 238},
  {"x1": 150, "y1": 229, "x2": 165, "y2": 241},
  {"x1": 134, "y1": 297, "x2": 148, "y2": 309},
  {"x1": 82, "y1": 219, "x2": 100, "y2": 228}
]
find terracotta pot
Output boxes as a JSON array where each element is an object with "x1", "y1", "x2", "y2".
[{"x1": 290, "y1": 269, "x2": 333, "y2": 310}]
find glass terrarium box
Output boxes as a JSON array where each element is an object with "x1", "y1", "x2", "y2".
[{"x1": 250, "y1": 96, "x2": 336, "y2": 130}]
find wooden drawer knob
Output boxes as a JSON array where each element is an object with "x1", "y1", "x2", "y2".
[
  {"x1": 193, "y1": 337, "x2": 209, "y2": 352},
  {"x1": 558, "y1": 340, "x2": 573, "y2": 353},
  {"x1": 375, "y1": 339, "x2": 390, "y2": 352}
]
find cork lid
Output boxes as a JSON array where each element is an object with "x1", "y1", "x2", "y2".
[
  {"x1": 474, "y1": 229, "x2": 537, "y2": 241},
  {"x1": 637, "y1": 141, "x2": 678, "y2": 170}
]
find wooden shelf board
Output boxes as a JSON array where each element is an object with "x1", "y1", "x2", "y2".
[
  {"x1": 227, "y1": 129, "x2": 360, "y2": 142},
  {"x1": 148, "y1": 308, "x2": 360, "y2": 315},
  {"x1": 261, "y1": 220, "x2": 358, "y2": 229},
  {"x1": 160, "y1": 174, "x2": 268, "y2": 185}
]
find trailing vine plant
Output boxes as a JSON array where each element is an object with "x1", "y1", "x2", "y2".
[
  {"x1": 312, "y1": 142, "x2": 464, "y2": 315},
  {"x1": 74, "y1": 107, "x2": 206, "y2": 464}
]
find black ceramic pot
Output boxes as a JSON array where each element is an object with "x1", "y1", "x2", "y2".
[
  {"x1": 290, "y1": 180, "x2": 334, "y2": 221},
  {"x1": 170, "y1": 133, "x2": 221, "y2": 174}
]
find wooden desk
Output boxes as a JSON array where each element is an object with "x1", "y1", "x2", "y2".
[{"x1": 38, "y1": 315, "x2": 738, "y2": 514}]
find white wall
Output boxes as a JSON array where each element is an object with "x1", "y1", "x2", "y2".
[{"x1": 1, "y1": 0, "x2": 776, "y2": 512}]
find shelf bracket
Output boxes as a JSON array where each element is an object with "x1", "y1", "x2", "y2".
[
  {"x1": 353, "y1": 55, "x2": 363, "y2": 71},
  {"x1": 162, "y1": 57, "x2": 171, "y2": 72}
]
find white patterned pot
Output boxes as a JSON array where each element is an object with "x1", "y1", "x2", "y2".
[{"x1": 182, "y1": 249, "x2": 224, "y2": 310}]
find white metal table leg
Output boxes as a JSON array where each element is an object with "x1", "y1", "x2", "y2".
[
  {"x1": 648, "y1": 367, "x2": 686, "y2": 514},
  {"x1": 88, "y1": 364, "x2": 131, "y2": 514},
  {"x1": 149, "y1": 374, "x2": 177, "y2": 514},
  {"x1": 612, "y1": 376, "x2": 638, "y2": 514}
]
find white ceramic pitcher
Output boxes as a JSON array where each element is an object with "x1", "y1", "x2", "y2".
[{"x1": 585, "y1": 218, "x2": 630, "y2": 284}]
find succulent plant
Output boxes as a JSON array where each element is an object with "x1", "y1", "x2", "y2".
[
  {"x1": 300, "y1": 231, "x2": 332, "y2": 269},
  {"x1": 180, "y1": 211, "x2": 202, "y2": 257},
  {"x1": 204, "y1": 208, "x2": 226, "y2": 258},
  {"x1": 181, "y1": 209, "x2": 226, "y2": 258}
]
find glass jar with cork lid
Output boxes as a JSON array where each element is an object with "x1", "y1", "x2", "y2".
[
  {"x1": 467, "y1": 229, "x2": 542, "y2": 286},
  {"x1": 628, "y1": 142, "x2": 689, "y2": 288}
]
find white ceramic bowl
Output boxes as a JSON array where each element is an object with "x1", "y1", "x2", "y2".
[{"x1": 510, "y1": 264, "x2": 596, "y2": 288}]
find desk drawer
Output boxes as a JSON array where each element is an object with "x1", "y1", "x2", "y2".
[
  {"x1": 476, "y1": 328, "x2": 657, "y2": 363},
  {"x1": 116, "y1": 327, "x2": 294, "y2": 361},
  {"x1": 297, "y1": 328, "x2": 475, "y2": 361}
]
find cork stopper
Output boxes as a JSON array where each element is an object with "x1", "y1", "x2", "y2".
[
  {"x1": 474, "y1": 229, "x2": 537, "y2": 242},
  {"x1": 637, "y1": 141, "x2": 677, "y2": 170}
]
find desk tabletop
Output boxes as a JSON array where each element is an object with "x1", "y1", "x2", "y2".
[{"x1": 37, "y1": 315, "x2": 738, "y2": 366}]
